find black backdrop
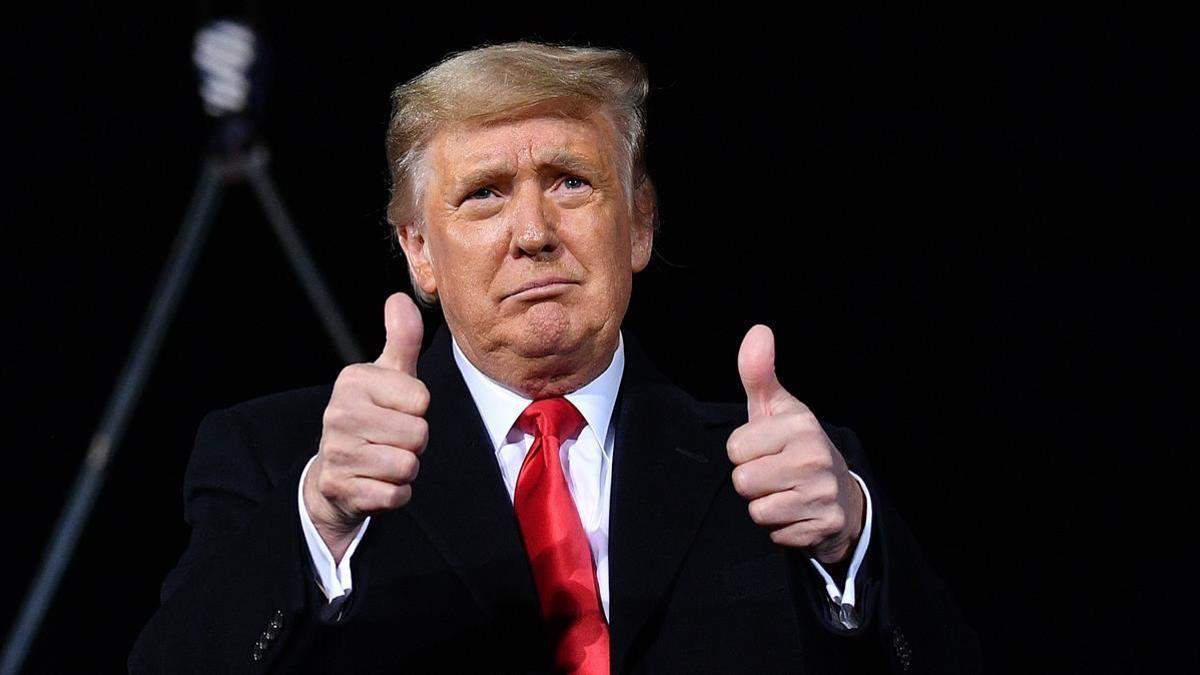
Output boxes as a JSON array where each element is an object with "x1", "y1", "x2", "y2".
[{"x1": 2, "y1": 6, "x2": 1196, "y2": 673}]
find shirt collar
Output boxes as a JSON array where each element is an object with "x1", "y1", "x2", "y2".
[{"x1": 451, "y1": 332, "x2": 625, "y2": 457}]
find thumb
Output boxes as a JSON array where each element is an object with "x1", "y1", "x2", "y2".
[
  {"x1": 738, "y1": 324, "x2": 787, "y2": 418},
  {"x1": 375, "y1": 292, "x2": 424, "y2": 375}
]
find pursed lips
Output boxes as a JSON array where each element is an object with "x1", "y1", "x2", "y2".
[{"x1": 502, "y1": 276, "x2": 579, "y2": 301}]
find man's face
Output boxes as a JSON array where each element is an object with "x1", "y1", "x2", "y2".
[{"x1": 399, "y1": 108, "x2": 654, "y2": 394}]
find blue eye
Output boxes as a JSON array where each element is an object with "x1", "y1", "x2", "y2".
[
  {"x1": 466, "y1": 187, "x2": 495, "y2": 200},
  {"x1": 563, "y1": 176, "x2": 588, "y2": 190}
]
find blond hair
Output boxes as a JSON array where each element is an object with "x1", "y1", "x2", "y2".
[{"x1": 384, "y1": 42, "x2": 652, "y2": 302}]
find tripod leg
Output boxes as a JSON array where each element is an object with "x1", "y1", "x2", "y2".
[
  {"x1": 0, "y1": 158, "x2": 228, "y2": 675},
  {"x1": 245, "y1": 161, "x2": 365, "y2": 364}
]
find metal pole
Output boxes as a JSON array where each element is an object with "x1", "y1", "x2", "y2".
[
  {"x1": 0, "y1": 158, "x2": 227, "y2": 675},
  {"x1": 244, "y1": 148, "x2": 364, "y2": 363}
]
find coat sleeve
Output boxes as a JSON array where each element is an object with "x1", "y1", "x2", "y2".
[
  {"x1": 791, "y1": 423, "x2": 983, "y2": 674},
  {"x1": 128, "y1": 405, "x2": 329, "y2": 675}
]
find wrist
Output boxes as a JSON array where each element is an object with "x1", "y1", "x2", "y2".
[
  {"x1": 302, "y1": 465, "x2": 360, "y2": 561},
  {"x1": 847, "y1": 477, "x2": 866, "y2": 544},
  {"x1": 816, "y1": 478, "x2": 866, "y2": 565}
]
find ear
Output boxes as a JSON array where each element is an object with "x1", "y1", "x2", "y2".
[
  {"x1": 396, "y1": 221, "x2": 439, "y2": 297},
  {"x1": 630, "y1": 178, "x2": 656, "y2": 273}
]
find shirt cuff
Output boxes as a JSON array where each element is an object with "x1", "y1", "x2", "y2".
[
  {"x1": 807, "y1": 470, "x2": 873, "y2": 629},
  {"x1": 298, "y1": 455, "x2": 371, "y2": 603}
]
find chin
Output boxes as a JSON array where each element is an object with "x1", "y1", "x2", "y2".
[
  {"x1": 512, "y1": 328, "x2": 578, "y2": 360},
  {"x1": 511, "y1": 302, "x2": 579, "y2": 357}
]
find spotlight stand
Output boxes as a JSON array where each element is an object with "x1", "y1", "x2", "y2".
[{"x1": 0, "y1": 25, "x2": 363, "y2": 673}]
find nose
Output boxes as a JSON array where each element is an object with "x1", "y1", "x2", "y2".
[{"x1": 510, "y1": 183, "x2": 558, "y2": 260}]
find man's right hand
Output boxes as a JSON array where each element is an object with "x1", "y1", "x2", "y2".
[{"x1": 303, "y1": 292, "x2": 428, "y2": 562}]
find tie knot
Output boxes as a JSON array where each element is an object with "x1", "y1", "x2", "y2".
[{"x1": 516, "y1": 397, "x2": 585, "y2": 441}]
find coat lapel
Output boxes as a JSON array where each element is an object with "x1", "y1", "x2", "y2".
[
  {"x1": 401, "y1": 324, "x2": 542, "y2": 623},
  {"x1": 392, "y1": 325, "x2": 737, "y2": 672},
  {"x1": 607, "y1": 336, "x2": 738, "y2": 674}
]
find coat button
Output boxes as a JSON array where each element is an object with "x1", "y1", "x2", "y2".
[
  {"x1": 269, "y1": 610, "x2": 285, "y2": 630},
  {"x1": 892, "y1": 626, "x2": 912, "y2": 671},
  {"x1": 251, "y1": 645, "x2": 264, "y2": 662}
]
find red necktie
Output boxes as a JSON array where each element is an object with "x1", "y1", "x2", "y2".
[{"x1": 513, "y1": 398, "x2": 610, "y2": 675}]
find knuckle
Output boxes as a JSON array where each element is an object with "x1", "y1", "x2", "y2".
[
  {"x1": 409, "y1": 381, "x2": 431, "y2": 415},
  {"x1": 325, "y1": 440, "x2": 354, "y2": 464},
  {"x1": 337, "y1": 364, "x2": 365, "y2": 386},
  {"x1": 315, "y1": 472, "x2": 339, "y2": 500},
  {"x1": 826, "y1": 511, "x2": 846, "y2": 535},
  {"x1": 731, "y1": 466, "x2": 750, "y2": 496},
  {"x1": 769, "y1": 528, "x2": 795, "y2": 546},
  {"x1": 323, "y1": 404, "x2": 354, "y2": 430},
  {"x1": 398, "y1": 452, "x2": 420, "y2": 483},
  {"x1": 747, "y1": 499, "x2": 768, "y2": 524},
  {"x1": 726, "y1": 436, "x2": 747, "y2": 464},
  {"x1": 389, "y1": 484, "x2": 413, "y2": 508},
  {"x1": 321, "y1": 405, "x2": 339, "y2": 428},
  {"x1": 814, "y1": 446, "x2": 836, "y2": 470},
  {"x1": 409, "y1": 417, "x2": 430, "y2": 451}
]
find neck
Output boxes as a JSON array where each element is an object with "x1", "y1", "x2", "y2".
[{"x1": 454, "y1": 333, "x2": 619, "y2": 399}]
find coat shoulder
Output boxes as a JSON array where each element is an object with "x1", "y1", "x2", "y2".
[
  {"x1": 217, "y1": 383, "x2": 334, "y2": 426},
  {"x1": 195, "y1": 384, "x2": 335, "y2": 479},
  {"x1": 682, "y1": 394, "x2": 858, "y2": 447}
]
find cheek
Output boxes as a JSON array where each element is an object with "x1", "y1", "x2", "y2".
[
  {"x1": 573, "y1": 208, "x2": 633, "y2": 264},
  {"x1": 578, "y1": 231, "x2": 635, "y2": 303},
  {"x1": 431, "y1": 223, "x2": 509, "y2": 294},
  {"x1": 600, "y1": 227, "x2": 636, "y2": 276}
]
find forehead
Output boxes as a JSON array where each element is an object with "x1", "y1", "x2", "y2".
[{"x1": 425, "y1": 111, "x2": 621, "y2": 178}]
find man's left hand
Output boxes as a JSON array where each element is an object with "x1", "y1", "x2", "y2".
[{"x1": 727, "y1": 324, "x2": 865, "y2": 564}]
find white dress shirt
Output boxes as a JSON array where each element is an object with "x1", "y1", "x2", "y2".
[{"x1": 298, "y1": 331, "x2": 874, "y2": 629}]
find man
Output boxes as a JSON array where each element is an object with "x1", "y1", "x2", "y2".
[{"x1": 131, "y1": 42, "x2": 979, "y2": 673}]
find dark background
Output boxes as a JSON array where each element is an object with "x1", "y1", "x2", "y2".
[{"x1": 2, "y1": 5, "x2": 1195, "y2": 673}]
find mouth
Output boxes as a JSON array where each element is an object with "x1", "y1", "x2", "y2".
[{"x1": 503, "y1": 277, "x2": 579, "y2": 302}]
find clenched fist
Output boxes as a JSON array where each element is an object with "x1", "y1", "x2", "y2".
[
  {"x1": 303, "y1": 292, "x2": 429, "y2": 561},
  {"x1": 727, "y1": 325, "x2": 865, "y2": 564}
]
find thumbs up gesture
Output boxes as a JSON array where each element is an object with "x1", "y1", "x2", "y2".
[
  {"x1": 728, "y1": 325, "x2": 865, "y2": 564},
  {"x1": 303, "y1": 292, "x2": 429, "y2": 561}
]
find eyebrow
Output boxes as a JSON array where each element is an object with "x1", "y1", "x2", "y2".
[
  {"x1": 535, "y1": 150, "x2": 601, "y2": 178},
  {"x1": 450, "y1": 160, "x2": 514, "y2": 195},
  {"x1": 447, "y1": 150, "x2": 605, "y2": 196}
]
